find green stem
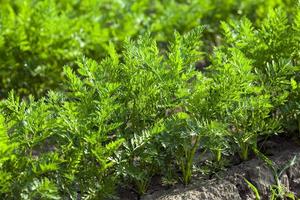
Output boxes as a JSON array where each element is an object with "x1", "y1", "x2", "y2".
[
  {"x1": 215, "y1": 149, "x2": 222, "y2": 162},
  {"x1": 240, "y1": 142, "x2": 249, "y2": 161},
  {"x1": 181, "y1": 135, "x2": 202, "y2": 185}
]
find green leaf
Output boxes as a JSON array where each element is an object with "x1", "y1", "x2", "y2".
[{"x1": 244, "y1": 178, "x2": 261, "y2": 200}]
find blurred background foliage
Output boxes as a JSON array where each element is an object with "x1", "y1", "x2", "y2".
[{"x1": 0, "y1": 0, "x2": 298, "y2": 98}]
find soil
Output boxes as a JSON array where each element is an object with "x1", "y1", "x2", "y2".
[{"x1": 117, "y1": 135, "x2": 300, "y2": 200}]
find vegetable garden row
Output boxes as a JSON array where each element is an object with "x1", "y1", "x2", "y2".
[{"x1": 0, "y1": 0, "x2": 299, "y2": 199}]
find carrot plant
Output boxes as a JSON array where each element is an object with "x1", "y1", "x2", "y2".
[
  {"x1": 162, "y1": 113, "x2": 208, "y2": 185},
  {"x1": 159, "y1": 71, "x2": 228, "y2": 184},
  {"x1": 0, "y1": 65, "x2": 125, "y2": 199},
  {"x1": 220, "y1": 7, "x2": 300, "y2": 137},
  {"x1": 4, "y1": 26, "x2": 202, "y2": 197},
  {"x1": 207, "y1": 49, "x2": 280, "y2": 160},
  {"x1": 110, "y1": 27, "x2": 204, "y2": 193},
  {"x1": 116, "y1": 122, "x2": 165, "y2": 195}
]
